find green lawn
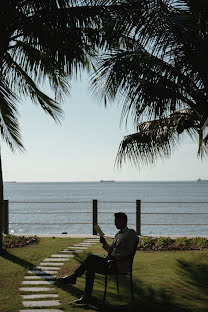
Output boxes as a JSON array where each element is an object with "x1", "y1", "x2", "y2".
[{"x1": 0, "y1": 237, "x2": 208, "y2": 312}]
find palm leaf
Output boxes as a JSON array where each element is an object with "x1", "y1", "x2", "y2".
[
  {"x1": 116, "y1": 109, "x2": 207, "y2": 167},
  {"x1": 0, "y1": 80, "x2": 24, "y2": 151},
  {"x1": 4, "y1": 53, "x2": 63, "y2": 123},
  {"x1": 91, "y1": 44, "x2": 203, "y2": 123}
]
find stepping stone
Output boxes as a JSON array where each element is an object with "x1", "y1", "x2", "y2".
[
  {"x1": 73, "y1": 244, "x2": 93, "y2": 246},
  {"x1": 28, "y1": 270, "x2": 57, "y2": 275},
  {"x1": 84, "y1": 239, "x2": 99, "y2": 241},
  {"x1": 75, "y1": 242, "x2": 96, "y2": 245},
  {"x1": 51, "y1": 254, "x2": 74, "y2": 258},
  {"x1": 40, "y1": 262, "x2": 64, "y2": 266},
  {"x1": 22, "y1": 281, "x2": 55, "y2": 285},
  {"x1": 21, "y1": 294, "x2": 58, "y2": 299},
  {"x1": 33, "y1": 267, "x2": 60, "y2": 271},
  {"x1": 44, "y1": 258, "x2": 70, "y2": 261},
  {"x1": 19, "y1": 287, "x2": 54, "y2": 292},
  {"x1": 59, "y1": 250, "x2": 73, "y2": 253},
  {"x1": 67, "y1": 246, "x2": 87, "y2": 249},
  {"x1": 19, "y1": 309, "x2": 63, "y2": 312},
  {"x1": 83, "y1": 240, "x2": 99, "y2": 241},
  {"x1": 65, "y1": 249, "x2": 83, "y2": 253},
  {"x1": 24, "y1": 276, "x2": 55, "y2": 280},
  {"x1": 22, "y1": 300, "x2": 60, "y2": 307},
  {"x1": 75, "y1": 241, "x2": 94, "y2": 243}
]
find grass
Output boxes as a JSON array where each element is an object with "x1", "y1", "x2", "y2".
[{"x1": 0, "y1": 237, "x2": 208, "y2": 312}]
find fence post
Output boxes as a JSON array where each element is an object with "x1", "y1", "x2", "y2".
[
  {"x1": 136, "y1": 200, "x2": 141, "y2": 235},
  {"x1": 0, "y1": 200, "x2": 3, "y2": 250},
  {"x1": 3, "y1": 200, "x2": 9, "y2": 234},
  {"x1": 92, "y1": 199, "x2": 98, "y2": 235}
]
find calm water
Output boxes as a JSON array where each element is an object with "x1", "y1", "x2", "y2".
[{"x1": 4, "y1": 181, "x2": 208, "y2": 236}]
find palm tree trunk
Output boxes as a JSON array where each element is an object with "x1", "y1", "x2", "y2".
[{"x1": 0, "y1": 145, "x2": 4, "y2": 250}]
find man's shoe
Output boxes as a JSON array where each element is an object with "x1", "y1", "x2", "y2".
[
  {"x1": 55, "y1": 274, "x2": 77, "y2": 285},
  {"x1": 74, "y1": 295, "x2": 91, "y2": 304}
]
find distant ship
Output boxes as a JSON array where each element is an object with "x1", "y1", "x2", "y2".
[
  {"x1": 197, "y1": 178, "x2": 208, "y2": 182},
  {"x1": 100, "y1": 180, "x2": 115, "y2": 182},
  {"x1": 5, "y1": 181, "x2": 16, "y2": 183}
]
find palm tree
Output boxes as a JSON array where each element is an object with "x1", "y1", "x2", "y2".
[
  {"x1": 0, "y1": 0, "x2": 125, "y2": 248},
  {"x1": 91, "y1": 0, "x2": 208, "y2": 167}
]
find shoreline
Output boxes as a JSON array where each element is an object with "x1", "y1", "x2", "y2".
[{"x1": 10, "y1": 234, "x2": 208, "y2": 239}]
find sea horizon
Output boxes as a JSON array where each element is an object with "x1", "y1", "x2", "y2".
[{"x1": 4, "y1": 179, "x2": 207, "y2": 183}]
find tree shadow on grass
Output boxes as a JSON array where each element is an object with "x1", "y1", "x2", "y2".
[
  {"x1": 172, "y1": 259, "x2": 208, "y2": 311},
  {"x1": 65, "y1": 253, "x2": 208, "y2": 312},
  {"x1": 56, "y1": 252, "x2": 180, "y2": 311},
  {"x1": 1, "y1": 249, "x2": 37, "y2": 271}
]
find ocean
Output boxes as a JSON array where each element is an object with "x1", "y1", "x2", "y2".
[{"x1": 4, "y1": 181, "x2": 208, "y2": 236}]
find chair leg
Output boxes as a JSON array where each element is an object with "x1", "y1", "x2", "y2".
[
  {"x1": 116, "y1": 273, "x2": 119, "y2": 294},
  {"x1": 103, "y1": 274, "x2": 108, "y2": 305},
  {"x1": 130, "y1": 273, "x2": 134, "y2": 300}
]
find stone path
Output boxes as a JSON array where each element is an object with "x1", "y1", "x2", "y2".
[{"x1": 19, "y1": 237, "x2": 99, "y2": 312}]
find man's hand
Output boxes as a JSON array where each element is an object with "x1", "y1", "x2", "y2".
[{"x1": 99, "y1": 236, "x2": 106, "y2": 244}]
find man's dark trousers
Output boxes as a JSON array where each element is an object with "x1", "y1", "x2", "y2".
[{"x1": 73, "y1": 255, "x2": 114, "y2": 296}]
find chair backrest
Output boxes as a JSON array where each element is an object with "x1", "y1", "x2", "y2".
[
  {"x1": 131, "y1": 237, "x2": 139, "y2": 259},
  {"x1": 128, "y1": 236, "x2": 139, "y2": 270},
  {"x1": 113, "y1": 236, "x2": 139, "y2": 275}
]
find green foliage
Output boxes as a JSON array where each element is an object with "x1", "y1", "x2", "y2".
[
  {"x1": 155, "y1": 236, "x2": 172, "y2": 248},
  {"x1": 138, "y1": 236, "x2": 155, "y2": 249},
  {"x1": 3, "y1": 234, "x2": 39, "y2": 248},
  {"x1": 138, "y1": 236, "x2": 208, "y2": 250},
  {"x1": 191, "y1": 237, "x2": 208, "y2": 249},
  {"x1": 174, "y1": 237, "x2": 191, "y2": 248}
]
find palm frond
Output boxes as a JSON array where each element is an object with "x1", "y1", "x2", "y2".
[
  {"x1": 6, "y1": 42, "x2": 70, "y2": 103},
  {"x1": 0, "y1": 80, "x2": 24, "y2": 151},
  {"x1": 4, "y1": 53, "x2": 63, "y2": 123},
  {"x1": 91, "y1": 44, "x2": 202, "y2": 124},
  {"x1": 116, "y1": 108, "x2": 207, "y2": 167}
]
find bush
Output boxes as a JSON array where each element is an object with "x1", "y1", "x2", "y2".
[
  {"x1": 139, "y1": 236, "x2": 155, "y2": 249},
  {"x1": 155, "y1": 237, "x2": 172, "y2": 248},
  {"x1": 191, "y1": 237, "x2": 208, "y2": 249},
  {"x1": 3, "y1": 234, "x2": 39, "y2": 248},
  {"x1": 174, "y1": 237, "x2": 191, "y2": 249},
  {"x1": 137, "y1": 236, "x2": 208, "y2": 251}
]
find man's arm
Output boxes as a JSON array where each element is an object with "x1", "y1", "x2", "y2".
[{"x1": 100, "y1": 236, "x2": 112, "y2": 253}]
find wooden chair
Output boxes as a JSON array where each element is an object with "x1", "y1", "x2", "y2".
[{"x1": 103, "y1": 237, "x2": 139, "y2": 304}]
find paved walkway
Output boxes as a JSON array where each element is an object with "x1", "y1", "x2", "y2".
[{"x1": 19, "y1": 237, "x2": 100, "y2": 312}]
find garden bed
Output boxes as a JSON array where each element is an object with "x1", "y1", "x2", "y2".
[
  {"x1": 138, "y1": 236, "x2": 208, "y2": 251},
  {"x1": 2, "y1": 234, "x2": 39, "y2": 248}
]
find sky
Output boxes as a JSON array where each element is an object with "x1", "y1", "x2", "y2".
[{"x1": 2, "y1": 73, "x2": 208, "y2": 182}]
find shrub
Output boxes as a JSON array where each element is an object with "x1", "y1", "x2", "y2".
[
  {"x1": 175, "y1": 237, "x2": 191, "y2": 248},
  {"x1": 191, "y1": 237, "x2": 208, "y2": 249},
  {"x1": 3, "y1": 235, "x2": 39, "y2": 248},
  {"x1": 155, "y1": 237, "x2": 172, "y2": 248},
  {"x1": 139, "y1": 236, "x2": 155, "y2": 249}
]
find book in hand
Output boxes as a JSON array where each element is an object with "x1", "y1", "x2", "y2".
[{"x1": 94, "y1": 224, "x2": 105, "y2": 237}]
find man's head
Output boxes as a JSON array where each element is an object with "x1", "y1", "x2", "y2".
[{"x1": 114, "y1": 212, "x2": 128, "y2": 230}]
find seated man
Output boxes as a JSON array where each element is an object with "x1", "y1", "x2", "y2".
[{"x1": 56, "y1": 212, "x2": 138, "y2": 304}]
